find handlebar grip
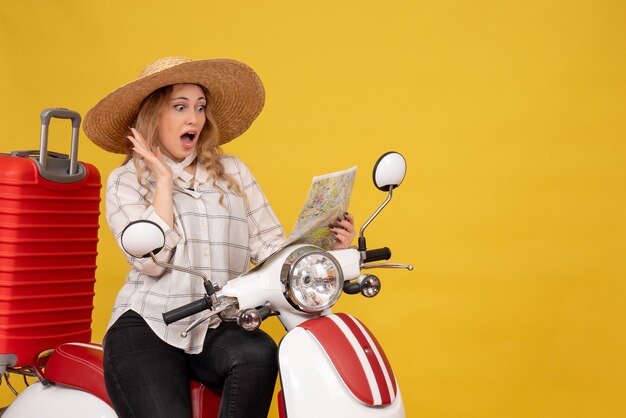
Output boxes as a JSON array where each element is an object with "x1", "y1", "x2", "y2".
[
  {"x1": 163, "y1": 297, "x2": 211, "y2": 325},
  {"x1": 364, "y1": 247, "x2": 392, "y2": 263}
]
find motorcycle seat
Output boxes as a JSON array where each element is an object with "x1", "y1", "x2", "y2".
[{"x1": 43, "y1": 342, "x2": 221, "y2": 418}]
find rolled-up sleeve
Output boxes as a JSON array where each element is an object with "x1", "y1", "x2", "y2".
[{"x1": 106, "y1": 166, "x2": 182, "y2": 276}]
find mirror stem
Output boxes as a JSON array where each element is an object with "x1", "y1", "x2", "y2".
[
  {"x1": 149, "y1": 253, "x2": 219, "y2": 305},
  {"x1": 358, "y1": 186, "x2": 394, "y2": 259}
]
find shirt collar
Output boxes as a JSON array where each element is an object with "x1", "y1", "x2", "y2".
[{"x1": 161, "y1": 150, "x2": 197, "y2": 183}]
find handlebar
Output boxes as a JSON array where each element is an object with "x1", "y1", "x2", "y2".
[
  {"x1": 162, "y1": 296, "x2": 212, "y2": 325},
  {"x1": 363, "y1": 247, "x2": 392, "y2": 263}
]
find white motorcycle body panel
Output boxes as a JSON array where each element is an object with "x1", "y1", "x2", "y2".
[
  {"x1": 327, "y1": 248, "x2": 361, "y2": 280},
  {"x1": 279, "y1": 321, "x2": 405, "y2": 418},
  {"x1": 3, "y1": 382, "x2": 117, "y2": 418},
  {"x1": 221, "y1": 251, "x2": 312, "y2": 331},
  {"x1": 221, "y1": 245, "x2": 363, "y2": 332}
]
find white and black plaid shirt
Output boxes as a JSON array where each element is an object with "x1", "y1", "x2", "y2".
[{"x1": 105, "y1": 155, "x2": 285, "y2": 353}]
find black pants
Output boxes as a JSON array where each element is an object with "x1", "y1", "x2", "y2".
[{"x1": 103, "y1": 310, "x2": 278, "y2": 418}]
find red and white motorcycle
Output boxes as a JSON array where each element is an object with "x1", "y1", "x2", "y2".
[{"x1": 1, "y1": 151, "x2": 412, "y2": 418}]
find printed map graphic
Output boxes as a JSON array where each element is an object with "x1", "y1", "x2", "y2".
[{"x1": 285, "y1": 166, "x2": 357, "y2": 249}]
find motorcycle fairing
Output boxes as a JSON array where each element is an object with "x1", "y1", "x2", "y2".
[{"x1": 299, "y1": 313, "x2": 398, "y2": 406}]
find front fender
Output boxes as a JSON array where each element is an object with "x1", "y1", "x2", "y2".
[{"x1": 278, "y1": 313, "x2": 405, "y2": 418}]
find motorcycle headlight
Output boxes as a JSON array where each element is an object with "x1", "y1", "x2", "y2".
[{"x1": 281, "y1": 246, "x2": 344, "y2": 313}]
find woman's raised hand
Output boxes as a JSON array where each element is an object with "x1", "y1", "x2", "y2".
[
  {"x1": 127, "y1": 128, "x2": 172, "y2": 183},
  {"x1": 127, "y1": 127, "x2": 175, "y2": 228}
]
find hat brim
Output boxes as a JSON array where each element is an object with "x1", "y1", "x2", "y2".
[{"x1": 83, "y1": 58, "x2": 265, "y2": 154}]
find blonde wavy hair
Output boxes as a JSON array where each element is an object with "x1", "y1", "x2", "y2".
[{"x1": 127, "y1": 84, "x2": 244, "y2": 201}]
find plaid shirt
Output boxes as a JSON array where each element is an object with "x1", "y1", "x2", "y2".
[{"x1": 105, "y1": 155, "x2": 285, "y2": 353}]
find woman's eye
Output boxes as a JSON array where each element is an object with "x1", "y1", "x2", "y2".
[
  {"x1": 197, "y1": 105, "x2": 206, "y2": 111},
  {"x1": 174, "y1": 104, "x2": 185, "y2": 111}
]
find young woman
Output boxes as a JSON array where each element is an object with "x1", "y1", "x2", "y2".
[{"x1": 83, "y1": 57, "x2": 355, "y2": 418}]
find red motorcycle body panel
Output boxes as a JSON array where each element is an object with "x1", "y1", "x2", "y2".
[
  {"x1": 190, "y1": 380, "x2": 222, "y2": 418},
  {"x1": 277, "y1": 390, "x2": 287, "y2": 418},
  {"x1": 299, "y1": 313, "x2": 398, "y2": 406}
]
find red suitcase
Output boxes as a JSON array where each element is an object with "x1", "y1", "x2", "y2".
[{"x1": 0, "y1": 109, "x2": 101, "y2": 367}]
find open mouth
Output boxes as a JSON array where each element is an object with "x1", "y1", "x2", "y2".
[{"x1": 180, "y1": 132, "x2": 196, "y2": 147}]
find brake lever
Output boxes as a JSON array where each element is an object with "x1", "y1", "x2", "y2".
[
  {"x1": 180, "y1": 302, "x2": 236, "y2": 338},
  {"x1": 360, "y1": 262, "x2": 413, "y2": 271}
]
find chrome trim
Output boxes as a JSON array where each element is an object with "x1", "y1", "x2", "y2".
[
  {"x1": 360, "y1": 186, "x2": 394, "y2": 243},
  {"x1": 150, "y1": 253, "x2": 219, "y2": 306}
]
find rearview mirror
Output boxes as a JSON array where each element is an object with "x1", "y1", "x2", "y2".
[
  {"x1": 120, "y1": 220, "x2": 165, "y2": 258},
  {"x1": 372, "y1": 151, "x2": 406, "y2": 191}
]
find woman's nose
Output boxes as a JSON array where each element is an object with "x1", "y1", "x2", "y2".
[{"x1": 186, "y1": 111, "x2": 197, "y2": 125}]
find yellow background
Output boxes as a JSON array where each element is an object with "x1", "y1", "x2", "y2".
[{"x1": 1, "y1": 1, "x2": 625, "y2": 417}]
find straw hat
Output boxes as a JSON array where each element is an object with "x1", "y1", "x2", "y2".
[{"x1": 83, "y1": 57, "x2": 265, "y2": 154}]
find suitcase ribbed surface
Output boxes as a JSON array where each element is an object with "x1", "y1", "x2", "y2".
[{"x1": 0, "y1": 155, "x2": 101, "y2": 366}]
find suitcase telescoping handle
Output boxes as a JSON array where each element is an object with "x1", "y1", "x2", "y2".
[{"x1": 40, "y1": 108, "x2": 81, "y2": 175}]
